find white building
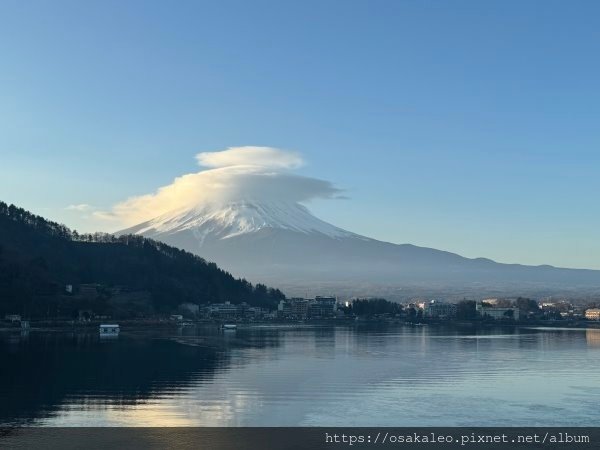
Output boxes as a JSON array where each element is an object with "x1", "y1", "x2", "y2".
[
  {"x1": 476, "y1": 302, "x2": 520, "y2": 320},
  {"x1": 585, "y1": 309, "x2": 600, "y2": 321},
  {"x1": 423, "y1": 301, "x2": 457, "y2": 318}
]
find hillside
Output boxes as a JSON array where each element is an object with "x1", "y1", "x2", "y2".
[{"x1": 0, "y1": 201, "x2": 285, "y2": 318}]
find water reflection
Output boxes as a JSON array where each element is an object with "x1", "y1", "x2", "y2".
[
  {"x1": 0, "y1": 326, "x2": 281, "y2": 426},
  {"x1": 586, "y1": 329, "x2": 600, "y2": 347},
  {"x1": 1, "y1": 325, "x2": 599, "y2": 427}
]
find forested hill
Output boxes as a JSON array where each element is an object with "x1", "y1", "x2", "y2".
[{"x1": 0, "y1": 201, "x2": 285, "y2": 318}]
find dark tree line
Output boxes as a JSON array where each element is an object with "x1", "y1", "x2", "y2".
[
  {"x1": 342, "y1": 298, "x2": 403, "y2": 316},
  {"x1": 456, "y1": 300, "x2": 477, "y2": 320},
  {"x1": 0, "y1": 201, "x2": 285, "y2": 317}
]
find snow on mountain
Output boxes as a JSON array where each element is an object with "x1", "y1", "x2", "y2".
[{"x1": 122, "y1": 200, "x2": 361, "y2": 241}]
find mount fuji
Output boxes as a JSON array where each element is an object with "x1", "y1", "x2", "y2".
[{"x1": 119, "y1": 200, "x2": 600, "y2": 299}]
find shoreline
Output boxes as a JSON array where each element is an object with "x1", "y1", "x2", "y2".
[{"x1": 2, "y1": 317, "x2": 600, "y2": 333}]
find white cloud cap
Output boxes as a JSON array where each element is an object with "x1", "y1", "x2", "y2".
[
  {"x1": 95, "y1": 146, "x2": 342, "y2": 227},
  {"x1": 196, "y1": 146, "x2": 304, "y2": 169}
]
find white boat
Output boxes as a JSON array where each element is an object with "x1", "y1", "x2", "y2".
[
  {"x1": 99, "y1": 324, "x2": 120, "y2": 337},
  {"x1": 221, "y1": 324, "x2": 237, "y2": 330}
]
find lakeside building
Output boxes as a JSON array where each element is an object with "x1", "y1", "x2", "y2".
[
  {"x1": 203, "y1": 301, "x2": 269, "y2": 320},
  {"x1": 476, "y1": 302, "x2": 520, "y2": 320},
  {"x1": 278, "y1": 298, "x2": 310, "y2": 318},
  {"x1": 585, "y1": 309, "x2": 600, "y2": 321},
  {"x1": 278, "y1": 296, "x2": 337, "y2": 319},
  {"x1": 236, "y1": 302, "x2": 269, "y2": 319},
  {"x1": 423, "y1": 300, "x2": 457, "y2": 319},
  {"x1": 541, "y1": 301, "x2": 571, "y2": 313},
  {"x1": 571, "y1": 305, "x2": 586, "y2": 318},
  {"x1": 310, "y1": 296, "x2": 337, "y2": 317},
  {"x1": 277, "y1": 300, "x2": 290, "y2": 316},
  {"x1": 206, "y1": 301, "x2": 239, "y2": 319}
]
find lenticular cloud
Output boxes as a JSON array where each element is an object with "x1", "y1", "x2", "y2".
[
  {"x1": 196, "y1": 146, "x2": 304, "y2": 169},
  {"x1": 95, "y1": 146, "x2": 343, "y2": 227}
]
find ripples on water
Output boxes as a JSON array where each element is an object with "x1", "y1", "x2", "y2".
[{"x1": 1, "y1": 325, "x2": 599, "y2": 426}]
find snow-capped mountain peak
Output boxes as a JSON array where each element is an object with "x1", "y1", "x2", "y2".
[{"x1": 122, "y1": 200, "x2": 359, "y2": 241}]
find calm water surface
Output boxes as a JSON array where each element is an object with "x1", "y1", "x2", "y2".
[{"x1": 1, "y1": 325, "x2": 599, "y2": 426}]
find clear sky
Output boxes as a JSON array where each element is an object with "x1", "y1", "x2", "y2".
[{"x1": 1, "y1": 0, "x2": 599, "y2": 269}]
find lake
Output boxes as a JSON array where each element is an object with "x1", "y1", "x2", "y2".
[{"x1": 1, "y1": 324, "x2": 599, "y2": 427}]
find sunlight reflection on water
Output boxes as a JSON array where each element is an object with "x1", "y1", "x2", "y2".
[{"x1": 1, "y1": 325, "x2": 599, "y2": 427}]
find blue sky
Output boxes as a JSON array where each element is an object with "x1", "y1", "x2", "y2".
[{"x1": 1, "y1": 0, "x2": 599, "y2": 269}]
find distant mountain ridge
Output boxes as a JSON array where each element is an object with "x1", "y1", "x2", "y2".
[{"x1": 119, "y1": 200, "x2": 600, "y2": 299}]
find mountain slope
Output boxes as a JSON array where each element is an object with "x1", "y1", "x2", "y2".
[
  {"x1": 0, "y1": 201, "x2": 285, "y2": 317},
  {"x1": 122, "y1": 201, "x2": 360, "y2": 240},
  {"x1": 120, "y1": 200, "x2": 600, "y2": 298}
]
